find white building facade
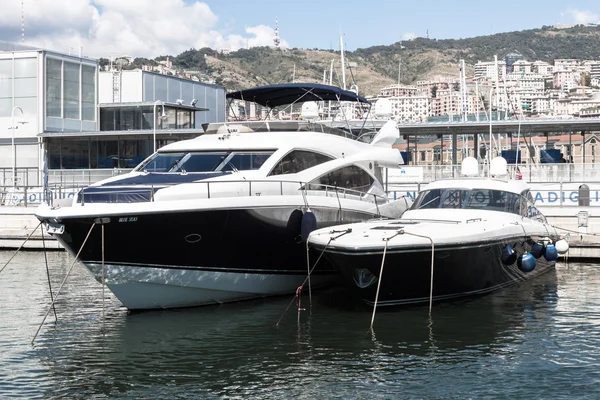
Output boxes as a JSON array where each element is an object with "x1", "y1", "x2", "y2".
[{"x1": 0, "y1": 42, "x2": 98, "y2": 186}]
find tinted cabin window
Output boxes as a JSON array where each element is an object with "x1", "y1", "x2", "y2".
[
  {"x1": 269, "y1": 150, "x2": 334, "y2": 176},
  {"x1": 220, "y1": 151, "x2": 274, "y2": 172},
  {"x1": 309, "y1": 165, "x2": 374, "y2": 192},
  {"x1": 413, "y1": 188, "x2": 532, "y2": 217},
  {"x1": 173, "y1": 152, "x2": 229, "y2": 172}
]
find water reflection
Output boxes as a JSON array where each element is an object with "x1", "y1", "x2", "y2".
[
  {"x1": 1, "y1": 251, "x2": 599, "y2": 399},
  {"x1": 32, "y1": 272, "x2": 559, "y2": 398}
]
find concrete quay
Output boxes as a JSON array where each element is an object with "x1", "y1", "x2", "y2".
[
  {"x1": 1, "y1": 205, "x2": 599, "y2": 259},
  {"x1": 538, "y1": 206, "x2": 600, "y2": 260},
  {"x1": 0, "y1": 206, "x2": 62, "y2": 250}
]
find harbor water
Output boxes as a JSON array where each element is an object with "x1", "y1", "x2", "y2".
[{"x1": 1, "y1": 251, "x2": 599, "y2": 399}]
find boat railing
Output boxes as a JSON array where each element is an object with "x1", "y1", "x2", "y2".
[{"x1": 74, "y1": 179, "x2": 395, "y2": 207}]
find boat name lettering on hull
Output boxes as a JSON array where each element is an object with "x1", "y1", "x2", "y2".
[{"x1": 118, "y1": 217, "x2": 138, "y2": 223}]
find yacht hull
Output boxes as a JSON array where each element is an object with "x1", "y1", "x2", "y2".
[
  {"x1": 314, "y1": 236, "x2": 557, "y2": 307},
  {"x1": 86, "y1": 263, "x2": 336, "y2": 310},
  {"x1": 45, "y1": 205, "x2": 376, "y2": 310}
]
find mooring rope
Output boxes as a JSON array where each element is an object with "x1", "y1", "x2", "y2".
[
  {"x1": 275, "y1": 237, "x2": 332, "y2": 327},
  {"x1": 32, "y1": 222, "x2": 96, "y2": 345},
  {"x1": 40, "y1": 226, "x2": 57, "y2": 321},
  {"x1": 0, "y1": 221, "x2": 42, "y2": 277},
  {"x1": 370, "y1": 238, "x2": 389, "y2": 329},
  {"x1": 551, "y1": 225, "x2": 600, "y2": 237},
  {"x1": 370, "y1": 229, "x2": 436, "y2": 330},
  {"x1": 305, "y1": 241, "x2": 312, "y2": 306},
  {"x1": 101, "y1": 224, "x2": 106, "y2": 326},
  {"x1": 399, "y1": 231, "x2": 435, "y2": 314}
]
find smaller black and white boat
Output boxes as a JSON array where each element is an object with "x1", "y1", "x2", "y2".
[{"x1": 307, "y1": 157, "x2": 570, "y2": 307}]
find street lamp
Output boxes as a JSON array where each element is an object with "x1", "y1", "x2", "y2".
[
  {"x1": 153, "y1": 100, "x2": 167, "y2": 153},
  {"x1": 10, "y1": 106, "x2": 28, "y2": 188}
]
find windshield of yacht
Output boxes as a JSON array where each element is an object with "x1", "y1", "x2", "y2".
[
  {"x1": 136, "y1": 151, "x2": 275, "y2": 173},
  {"x1": 411, "y1": 188, "x2": 536, "y2": 218}
]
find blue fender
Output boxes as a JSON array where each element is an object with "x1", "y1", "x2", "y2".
[
  {"x1": 517, "y1": 253, "x2": 536, "y2": 272},
  {"x1": 300, "y1": 209, "x2": 317, "y2": 242}
]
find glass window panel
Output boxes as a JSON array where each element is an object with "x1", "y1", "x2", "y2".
[
  {"x1": 0, "y1": 98, "x2": 11, "y2": 117},
  {"x1": 142, "y1": 110, "x2": 154, "y2": 129},
  {"x1": 143, "y1": 73, "x2": 154, "y2": 102},
  {"x1": 82, "y1": 65, "x2": 95, "y2": 121},
  {"x1": 95, "y1": 139, "x2": 120, "y2": 168},
  {"x1": 100, "y1": 109, "x2": 115, "y2": 131},
  {"x1": 176, "y1": 110, "x2": 191, "y2": 129},
  {"x1": 59, "y1": 137, "x2": 89, "y2": 169},
  {"x1": 165, "y1": 108, "x2": 176, "y2": 129},
  {"x1": 119, "y1": 109, "x2": 136, "y2": 130},
  {"x1": 47, "y1": 138, "x2": 62, "y2": 169},
  {"x1": 270, "y1": 150, "x2": 334, "y2": 176},
  {"x1": 137, "y1": 152, "x2": 188, "y2": 172},
  {"x1": 63, "y1": 62, "x2": 80, "y2": 119},
  {"x1": 205, "y1": 88, "x2": 217, "y2": 123},
  {"x1": 167, "y1": 79, "x2": 180, "y2": 103},
  {"x1": 219, "y1": 151, "x2": 275, "y2": 172},
  {"x1": 0, "y1": 59, "x2": 12, "y2": 76},
  {"x1": 0, "y1": 76, "x2": 12, "y2": 98},
  {"x1": 119, "y1": 139, "x2": 145, "y2": 168},
  {"x1": 14, "y1": 77, "x2": 37, "y2": 97},
  {"x1": 46, "y1": 58, "x2": 62, "y2": 117},
  {"x1": 182, "y1": 82, "x2": 193, "y2": 104},
  {"x1": 309, "y1": 166, "x2": 374, "y2": 192},
  {"x1": 14, "y1": 97, "x2": 36, "y2": 116},
  {"x1": 14, "y1": 58, "x2": 37, "y2": 78},
  {"x1": 154, "y1": 76, "x2": 168, "y2": 103}
]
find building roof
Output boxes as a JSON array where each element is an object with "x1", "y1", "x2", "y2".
[
  {"x1": 0, "y1": 40, "x2": 44, "y2": 52},
  {"x1": 98, "y1": 101, "x2": 209, "y2": 111},
  {"x1": 396, "y1": 117, "x2": 600, "y2": 136},
  {"x1": 38, "y1": 128, "x2": 205, "y2": 138}
]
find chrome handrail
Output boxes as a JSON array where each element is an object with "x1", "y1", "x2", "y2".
[{"x1": 73, "y1": 178, "x2": 394, "y2": 205}]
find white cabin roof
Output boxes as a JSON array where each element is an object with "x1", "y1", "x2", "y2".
[
  {"x1": 159, "y1": 131, "x2": 374, "y2": 156},
  {"x1": 422, "y1": 178, "x2": 530, "y2": 195}
]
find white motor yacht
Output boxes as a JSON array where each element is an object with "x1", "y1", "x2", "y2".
[{"x1": 36, "y1": 83, "x2": 411, "y2": 310}]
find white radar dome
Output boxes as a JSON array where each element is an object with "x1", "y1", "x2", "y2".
[
  {"x1": 374, "y1": 98, "x2": 392, "y2": 119},
  {"x1": 490, "y1": 157, "x2": 509, "y2": 177},
  {"x1": 461, "y1": 157, "x2": 479, "y2": 176},
  {"x1": 301, "y1": 102, "x2": 319, "y2": 120}
]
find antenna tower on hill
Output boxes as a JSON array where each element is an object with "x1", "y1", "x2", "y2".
[
  {"x1": 21, "y1": 0, "x2": 25, "y2": 43},
  {"x1": 273, "y1": 17, "x2": 281, "y2": 49}
]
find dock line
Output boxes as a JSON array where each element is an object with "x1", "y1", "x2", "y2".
[
  {"x1": 275, "y1": 235, "x2": 339, "y2": 327},
  {"x1": 370, "y1": 229, "x2": 435, "y2": 330},
  {"x1": 32, "y1": 223, "x2": 96, "y2": 345},
  {"x1": 0, "y1": 221, "x2": 42, "y2": 277},
  {"x1": 40, "y1": 226, "x2": 57, "y2": 321}
]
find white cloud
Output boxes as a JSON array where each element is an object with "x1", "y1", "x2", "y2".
[
  {"x1": 0, "y1": 0, "x2": 288, "y2": 58},
  {"x1": 561, "y1": 8, "x2": 599, "y2": 24},
  {"x1": 402, "y1": 32, "x2": 417, "y2": 41}
]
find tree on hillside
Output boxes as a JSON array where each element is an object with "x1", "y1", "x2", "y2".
[
  {"x1": 98, "y1": 57, "x2": 110, "y2": 68},
  {"x1": 175, "y1": 49, "x2": 208, "y2": 71}
]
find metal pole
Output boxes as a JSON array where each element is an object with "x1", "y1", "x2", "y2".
[
  {"x1": 153, "y1": 102, "x2": 157, "y2": 153},
  {"x1": 11, "y1": 106, "x2": 25, "y2": 189}
]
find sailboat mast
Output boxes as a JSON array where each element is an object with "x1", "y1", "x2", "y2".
[
  {"x1": 328, "y1": 59, "x2": 334, "y2": 119},
  {"x1": 340, "y1": 35, "x2": 346, "y2": 90}
]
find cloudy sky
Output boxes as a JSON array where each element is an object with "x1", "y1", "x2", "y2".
[{"x1": 0, "y1": 0, "x2": 598, "y2": 59}]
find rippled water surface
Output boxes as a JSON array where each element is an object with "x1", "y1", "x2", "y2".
[{"x1": 1, "y1": 251, "x2": 600, "y2": 399}]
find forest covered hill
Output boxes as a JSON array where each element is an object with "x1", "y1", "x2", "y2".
[{"x1": 101, "y1": 24, "x2": 600, "y2": 96}]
